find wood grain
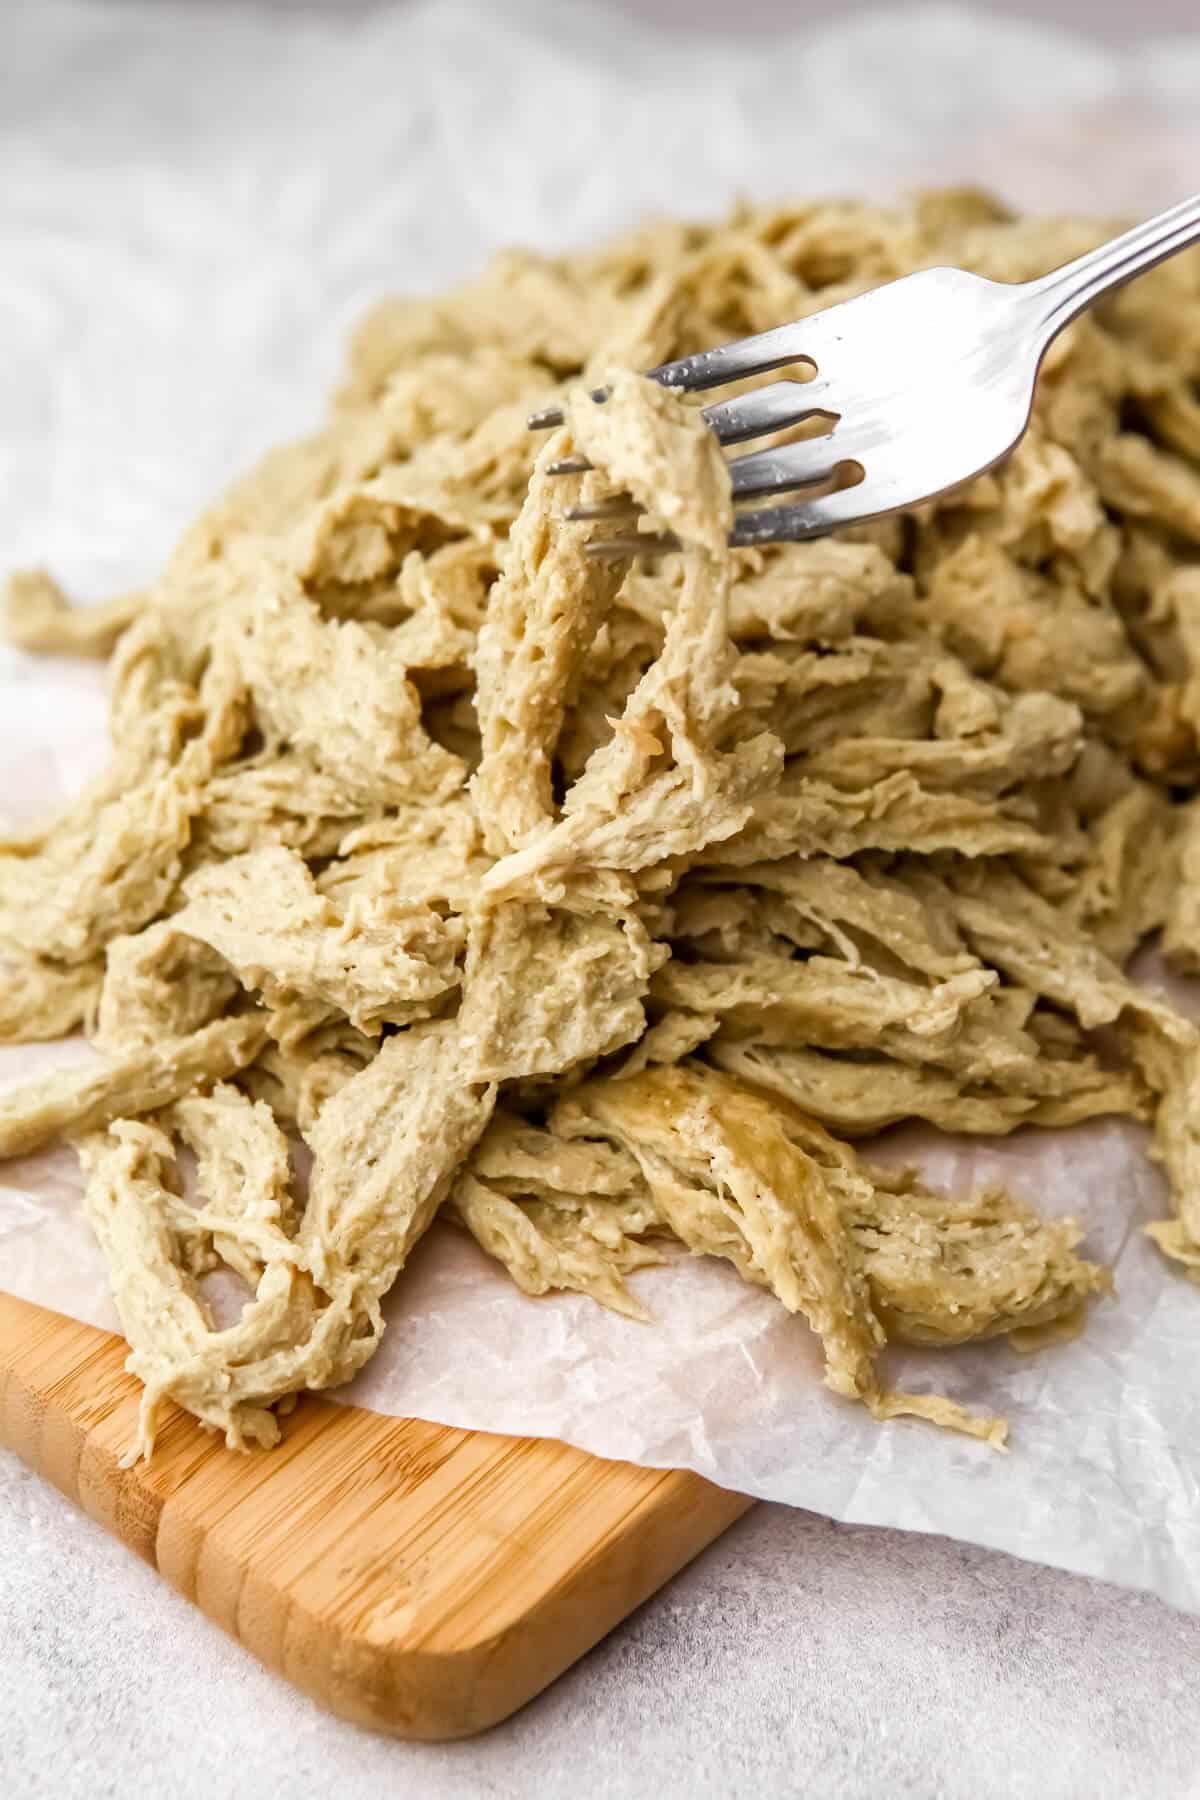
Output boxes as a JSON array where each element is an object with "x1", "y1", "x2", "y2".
[{"x1": 0, "y1": 1291, "x2": 752, "y2": 1738}]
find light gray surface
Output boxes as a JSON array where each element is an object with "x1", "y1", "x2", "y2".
[
  {"x1": 192, "y1": 0, "x2": 1200, "y2": 47},
  {"x1": 617, "y1": 0, "x2": 1200, "y2": 36},
  {"x1": 4, "y1": 1443, "x2": 1200, "y2": 1798},
  {"x1": 6, "y1": 2, "x2": 1200, "y2": 1794}
]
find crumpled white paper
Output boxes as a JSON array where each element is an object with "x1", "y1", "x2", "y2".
[{"x1": 5, "y1": 0, "x2": 1200, "y2": 1610}]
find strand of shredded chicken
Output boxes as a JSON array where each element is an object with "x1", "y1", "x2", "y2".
[{"x1": 3, "y1": 188, "x2": 1200, "y2": 1460}]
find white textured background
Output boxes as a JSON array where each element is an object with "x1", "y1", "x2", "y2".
[{"x1": 5, "y1": 2, "x2": 1200, "y2": 1793}]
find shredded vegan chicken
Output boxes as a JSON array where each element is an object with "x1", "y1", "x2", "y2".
[{"x1": 4, "y1": 189, "x2": 1200, "y2": 1460}]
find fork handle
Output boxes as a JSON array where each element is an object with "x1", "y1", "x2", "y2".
[{"x1": 1025, "y1": 192, "x2": 1200, "y2": 342}]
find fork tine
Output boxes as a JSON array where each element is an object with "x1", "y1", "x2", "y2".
[
  {"x1": 647, "y1": 320, "x2": 816, "y2": 393},
  {"x1": 586, "y1": 531, "x2": 680, "y2": 559},
  {"x1": 566, "y1": 499, "x2": 643, "y2": 522},
  {"x1": 530, "y1": 316, "x2": 820, "y2": 432},
  {"x1": 538, "y1": 377, "x2": 835, "y2": 463},
  {"x1": 730, "y1": 481, "x2": 869, "y2": 547},
  {"x1": 530, "y1": 321, "x2": 818, "y2": 430},
  {"x1": 728, "y1": 429, "x2": 851, "y2": 500},
  {"x1": 702, "y1": 377, "x2": 838, "y2": 445},
  {"x1": 528, "y1": 385, "x2": 610, "y2": 431}
]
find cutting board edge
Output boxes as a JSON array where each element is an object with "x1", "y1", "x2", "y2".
[
  {"x1": 0, "y1": 1292, "x2": 752, "y2": 1738},
  {"x1": 260, "y1": 1460, "x2": 754, "y2": 1739}
]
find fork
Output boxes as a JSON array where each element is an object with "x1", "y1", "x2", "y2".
[{"x1": 528, "y1": 193, "x2": 1200, "y2": 552}]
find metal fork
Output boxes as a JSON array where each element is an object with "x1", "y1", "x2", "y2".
[{"x1": 528, "y1": 193, "x2": 1200, "y2": 552}]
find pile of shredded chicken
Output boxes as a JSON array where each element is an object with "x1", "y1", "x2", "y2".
[{"x1": 5, "y1": 188, "x2": 1200, "y2": 1461}]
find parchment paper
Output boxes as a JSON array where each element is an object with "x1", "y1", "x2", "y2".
[{"x1": 5, "y1": 0, "x2": 1200, "y2": 1610}]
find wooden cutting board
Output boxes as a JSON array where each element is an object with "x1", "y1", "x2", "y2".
[{"x1": 0, "y1": 1291, "x2": 752, "y2": 1738}]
